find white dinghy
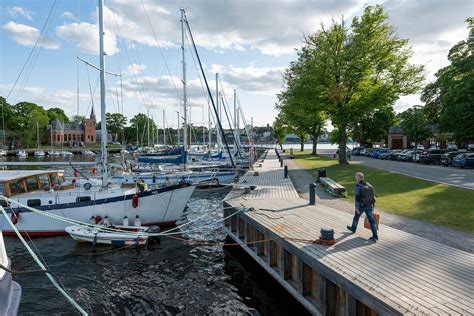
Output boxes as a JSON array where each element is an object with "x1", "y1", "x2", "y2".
[{"x1": 66, "y1": 223, "x2": 160, "y2": 246}]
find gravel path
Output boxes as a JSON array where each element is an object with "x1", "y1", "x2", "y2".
[{"x1": 282, "y1": 155, "x2": 474, "y2": 253}]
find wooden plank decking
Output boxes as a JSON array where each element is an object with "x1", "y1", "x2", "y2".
[{"x1": 224, "y1": 149, "x2": 474, "y2": 315}]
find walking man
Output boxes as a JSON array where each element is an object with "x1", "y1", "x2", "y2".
[{"x1": 347, "y1": 172, "x2": 378, "y2": 242}]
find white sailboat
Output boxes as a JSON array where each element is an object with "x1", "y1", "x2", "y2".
[
  {"x1": 0, "y1": 0, "x2": 195, "y2": 236},
  {"x1": 0, "y1": 230, "x2": 21, "y2": 314},
  {"x1": 34, "y1": 122, "x2": 46, "y2": 157}
]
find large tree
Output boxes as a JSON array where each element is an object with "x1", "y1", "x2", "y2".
[
  {"x1": 421, "y1": 18, "x2": 474, "y2": 145},
  {"x1": 105, "y1": 112, "x2": 127, "y2": 142},
  {"x1": 304, "y1": 5, "x2": 424, "y2": 164},
  {"x1": 47, "y1": 108, "x2": 69, "y2": 123},
  {"x1": 10, "y1": 101, "x2": 49, "y2": 147},
  {"x1": 277, "y1": 46, "x2": 326, "y2": 155},
  {"x1": 124, "y1": 113, "x2": 156, "y2": 146},
  {"x1": 399, "y1": 106, "x2": 432, "y2": 147},
  {"x1": 351, "y1": 107, "x2": 396, "y2": 146}
]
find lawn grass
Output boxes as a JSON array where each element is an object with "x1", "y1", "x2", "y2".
[{"x1": 293, "y1": 151, "x2": 474, "y2": 234}]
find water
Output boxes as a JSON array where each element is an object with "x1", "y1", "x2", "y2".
[{"x1": 5, "y1": 189, "x2": 309, "y2": 315}]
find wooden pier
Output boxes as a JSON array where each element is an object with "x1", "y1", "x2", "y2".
[{"x1": 224, "y1": 149, "x2": 473, "y2": 315}]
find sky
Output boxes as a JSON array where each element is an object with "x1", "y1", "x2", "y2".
[{"x1": 0, "y1": 0, "x2": 472, "y2": 129}]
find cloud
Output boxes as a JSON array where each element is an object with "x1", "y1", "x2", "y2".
[
  {"x1": 83, "y1": 0, "x2": 365, "y2": 56},
  {"x1": 220, "y1": 65, "x2": 286, "y2": 95},
  {"x1": 61, "y1": 11, "x2": 77, "y2": 21},
  {"x1": 126, "y1": 63, "x2": 147, "y2": 75},
  {"x1": 56, "y1": 20, "x2": 119, "y2": 55},
  {"x1": 384, "y1": 0, "x2": 471, "y2": 81},
  {"x1": 1, "y1": 21, "x2": 60, "y2": 49},
  {"x1": 7, "y1": 6, "x2": 32, "y2": 20}
]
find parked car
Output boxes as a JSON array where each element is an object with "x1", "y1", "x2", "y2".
[
  {"x1": 466, "y1": 144, "x2": 474, "y2": 151},
  {"x1": 397, "y1": 150, "x2": 415, "y2": 162},
  {"x1": 380, "y1": 150, "x2": 394, "y2": 160},
  {"x1": 371, "y1": 148, "x2": 390, "y2": 159},
  {"x1": 447, "y1": 143, "x2": 458, "y2": 151},
  {"x1": 364, "y1": 148, "x2": 374, "y2": 157},
  {"x1": 415, "y1": 144, "x2": 425, "y2": 150},
  {"x1": 440, "y1": 151, "x2": 465, "y2": 166},
  {"x1": 390, "y1": 149, "x2": 408, "y2": 161},
  {"x1": 452, "y1": 153, "x2": 474, "y2": 168},
  {"x1": 352, "y1": 147, "x2": 365, "y2": 156},
  {"x1": 419, "y1": 149, "x2": 448, "y2": 164}
]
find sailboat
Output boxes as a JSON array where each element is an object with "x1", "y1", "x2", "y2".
[
  {"x1": 34, "y1": 122, "x2": 46, "y2": 157},
  {"x1": 0, "y1": 230, "x2": 21, "y2": 314},
  {"x1": 0, "y1": 0, "x2": 195, "y2": 236}
]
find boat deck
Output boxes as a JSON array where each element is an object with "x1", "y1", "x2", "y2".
[{"x1": 224, "y1": 150, "x2": 474, "y2": 315}]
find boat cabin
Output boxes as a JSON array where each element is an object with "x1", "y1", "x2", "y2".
[{"x1": 0, "y1": 170, "x2": 71, "y2": 197}]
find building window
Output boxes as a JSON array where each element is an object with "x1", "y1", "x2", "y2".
[
  {"x1": 81, "y1": 135, "x2": 84, "y2": 141},
  {"x1": 57, "y1": 135, "x2": 60, "y2": 141},
  {"x1": 91, "y1": 136, "x2": 94, "y2": 142}
]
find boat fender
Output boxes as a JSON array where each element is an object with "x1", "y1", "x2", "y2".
[
  {"x1": 92, "y1": 167, "x2": 97, "y2": 175},
  {"x1": 134, "y1": 215, "x2": 141, "y2": 227},
  {"x1": 103, "y1": 215, "x2": 110, "y2": 226},
  {"x1": 95, "y1": 215, "x2": 102, "y2": 224},
  {"x1": 89, "y1": 216, "x2": 96, "y2": 225},
  {"x1": 11, "y1": 209, "x2": 20, "y2": 225},
  {"x1": 73, "y1": 169, "x2": 79, "y2": 177},
  {"x1": 123, "y1": 216, "x2": 129, "y2": 226},
  {"x1": 132, "y1": 194, "x2": 139, "y2": 208}
]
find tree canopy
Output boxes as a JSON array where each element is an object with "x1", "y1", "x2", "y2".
[
  {"x1": 421, "y1": 18, "x2": 474, "y2": 144},
  {"x1": 275, "y1": 5, "x2": 424, "y2": 163}
]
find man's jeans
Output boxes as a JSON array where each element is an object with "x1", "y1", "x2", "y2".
[{"x1": 350, "y1": 206, "x2": 378, "y2": 239}]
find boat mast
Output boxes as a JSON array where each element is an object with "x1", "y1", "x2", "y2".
[
  {"x1": 216, "y1": 73, "x2": 222, "y2": 153},
  {"x1": 163, "y1": 109, "x2": 166, "y2": 145},
  {"x1": 98, "y1": 0, "x2": 108, "y2": 187},
  {"x1": 176, "y1": 111, "x2": 180, "y2": 146},
  {"x1": 37, "y1": 121, "x2": 40, "y2": 149},
  {"x1": 233, "y1": 89, "x2": 237, "y2": 154},
  {"x1": 147, "y1": 106, "x2": 150, "y2": 147},
  {"x1": 208, "y1": 104, "x2": 211, "y2": 149},
  {"x1": 180, "y1": 8, "x2": 187, "y2": 151}
]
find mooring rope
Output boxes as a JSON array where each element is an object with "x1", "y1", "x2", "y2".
[
  {"x1": 0, "y1": 206, "x2": 88, "y2": 315},
  {"x1": 0, "y1": 192, "x2": 249, "y2": 238}
]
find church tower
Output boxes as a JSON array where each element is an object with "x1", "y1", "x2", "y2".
[{"x1": 84, "y1": 106, "x2": 97, "y2": 144}]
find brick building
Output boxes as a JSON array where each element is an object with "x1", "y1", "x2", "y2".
[{"x1": 48, "y1": 107, "x2": 96, "y2": 146}]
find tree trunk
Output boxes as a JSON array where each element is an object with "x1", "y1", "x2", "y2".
[
  {"x1": 311, "y1": 125, "x2": 320, "y2": 156},
  {"x1": 300, "y1": 139, "x2": 304, "y2": 151},
  {"x1": 338, "y1": 128, "x2": 348, "y2": 165}
]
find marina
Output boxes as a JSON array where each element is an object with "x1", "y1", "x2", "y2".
[
  {"x1": 224, "y1": 150, "x2": 474, "y2": 315},
  {"x1": 0, "y1": 0, "x2": 472, "y2": 314}
]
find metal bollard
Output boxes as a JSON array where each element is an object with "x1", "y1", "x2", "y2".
[
  {"x1": 309, "y1": 183, "x2": 316, "y2": 205},
  {"x1": 284, "y1": 165, "x2": 288, "y2": 178}
]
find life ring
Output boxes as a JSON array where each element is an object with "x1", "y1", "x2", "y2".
[
  {"x1": 11, "y1": 209, "x2": 20, "y2": 225},
  {"x1": 132, "y1": 194, "x2": 139, "y2": 208}
]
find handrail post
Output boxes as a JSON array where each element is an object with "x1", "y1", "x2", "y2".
[{"x1": 309, "y1": 183, "x2": 316, "y2": 205}]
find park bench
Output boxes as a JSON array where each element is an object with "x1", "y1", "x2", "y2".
[{"x1": 319, "y1": 177, "x2": 346, "y2": 197}]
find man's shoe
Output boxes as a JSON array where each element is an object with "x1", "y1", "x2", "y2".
[
  {"x1": 346, "y1": 225, "x2": 355, "y2": 233},
  {"x1": 369, "y1": 237, "x2": 378, "y2": 242}
]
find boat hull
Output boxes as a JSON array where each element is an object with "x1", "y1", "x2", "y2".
[
  {"x1": 1, "y1": 185, "x2": 195, "y2": 236},
  {"x1": 66, "y1": 226, "x2": 149, "y2": 245}
]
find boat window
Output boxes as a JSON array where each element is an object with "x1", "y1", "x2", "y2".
[
  {"x1": 76, "y1": 196, "x2": 91, "y2": 203},
  {"x1": 9, "y1": 180, "x2": 26, "y2": 195},
  {"x1": 50, "y1": 174, "x2": 59, "y2": 185},
  {"x1": 38, "y1": 175, "x2": 49, "y2": 189},
  {"x1": 26, "y1": 177, "x2": 39, "y2": 191},
  {"x1": 27, "y1": 199, "x2": 41, "y2": 207},
  {"x1": 0, "y1": 182, "x2": 6, "y2": 195}
]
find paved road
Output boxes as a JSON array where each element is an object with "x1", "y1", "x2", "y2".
[{"x1": 350, "y1": 156, "x2": 474, "y2": 190}]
